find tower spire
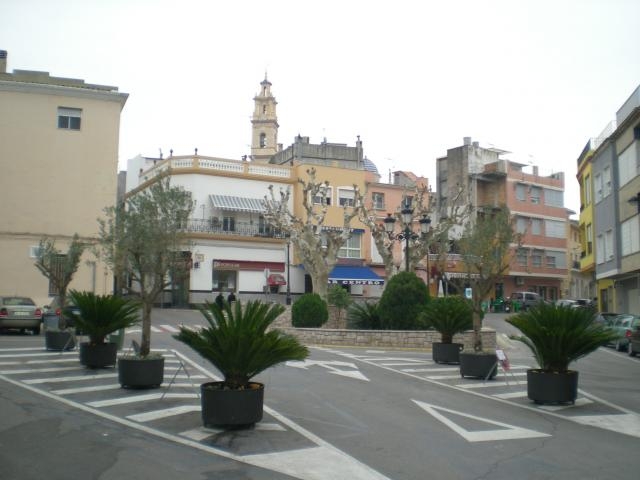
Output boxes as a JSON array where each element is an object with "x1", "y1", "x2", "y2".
[{"x1": 250, "y1": 76, "x2": 279, "y2": 163}]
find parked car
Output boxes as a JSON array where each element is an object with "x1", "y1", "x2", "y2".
[
  {"x1": 606, "y1": 314, "x2": 640, "y2": 351},
  {"x1": 593, "y1": 312, "x2": 619, "y2": 327},
  {"x1": 505, "y1": 292, "x2": 548, "y2": 312},
  {"x1": 42, "y1": 296, "x2": 81, "y2": 331},
  {"x1": 0, "y1": 295, "x2": 42, "y2": 334},
  {"x1": 628, "y1": 324, "x2": 640, "y2": 357},
  {"x1": 556, "y1": 298, "x2": 594, "y2": 309}
]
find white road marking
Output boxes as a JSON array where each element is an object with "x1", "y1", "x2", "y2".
[
  {"x1": 405, "y1": 367, "x2": 459, "y2": 373},
  {"x1": 427, "y1": 374, "x2": 464, "y2": 380},
  {"x1": 286, "y1": 360, "x2": 369, "y2": 381},
  {"x1": 52, "y1": 384, "x2": 122, "y2": 394},
  {"x1": 241, "y1": 445, "x2": 393, "y2": 480},
  {"x1": 0, "y1": 361, "x2": 20, "y2": 366},
  {"x1": 254, "y1": 422, "x2": 287, "y2": 432},
  {"x1": 179, "y1": 427, "x2": 220, "y2": 440},
  {"x1": 26, "y1": 358, "x2": 78, "y2": 364},
  {"x1": 159, "y1": 324, "x2": 180, "y2": 333},
  {"x1": 24, "y1": 373, "x2": 118, "y2": 384},
  {"x1": 0, "y1": 366, "x2": 80, "y2": 375},
  {"x1": 494, "y1": 391, "x2": 528, "y2": 399},
  {"x1": 0, "y1": 351, "x2": 77, "y2": 358},
  {"x1": 127, "y1": 405, "x2": 201, "y2": 422},
  {"x1": 571, "y1": 413, "x2": 640, "y2": 438},
  {"x1": 413, "y1": 400, "x2": 550, "y2": 442},
  {"x1": 456, "y1": 379, "x2": 528, "y2": 389},
  {"x1": 380, "y1": 362, "x2": 432, "y2": 366},
  {"x1": 87, "y1": 392, "x2": 199, "y2": 408}
]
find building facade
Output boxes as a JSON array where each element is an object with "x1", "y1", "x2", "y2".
[
  {"x1": 436, "y1": 137, "x2": 569, "y2": 302},
  {"x1": 0, "y1": 51, "x2": 128, "y2": 307}
]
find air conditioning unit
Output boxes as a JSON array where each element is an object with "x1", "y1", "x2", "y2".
[{"x1": 515, "y1": 276, "x2": 524, "y2": 286}]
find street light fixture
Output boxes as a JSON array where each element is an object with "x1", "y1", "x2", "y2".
[{"x1": 383, "y1": 204, "x2": 431, "y2": 273}]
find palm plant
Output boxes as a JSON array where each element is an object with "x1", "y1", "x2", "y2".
[
  {"x1": 66, "y1": 290, "x2": 140, "y2": 345},
  {"x1": 507, "y1": 303, "x2": 617, "y2": 373},
  {"x1": 174, "y1": 300, "x2": 309, "y2": 389},
  {"x1": 347, "y1": 301, "x2": 382, "y2": 329},
  {"x1": 422, "y1": 296, "x2": 473, "y2": 344}
]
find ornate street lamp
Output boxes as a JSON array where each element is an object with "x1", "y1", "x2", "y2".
[{"x1": 383, "y1": 203, "x2": 431, "y2": 272}]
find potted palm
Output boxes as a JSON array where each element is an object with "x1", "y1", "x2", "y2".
[
  {"x1": 66, "y1": 290, "x2": 140, "y2": 368},
  {"x1": 507, "y1": 303, "x2": 617, "y2": 404},
  {"x1": 422, "y1": 295, "x2": 473, "y2": 364},
  {"x1": 175, "y1": 300, "x2": 309, "y2": 428}
]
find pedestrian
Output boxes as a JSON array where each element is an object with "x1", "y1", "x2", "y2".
[
  {"x1": 215, "y1": 291, "x2": 224, "y2": 309},
  {"x1": 227, "y1": 290, "x2": 236, "y2": 304}
]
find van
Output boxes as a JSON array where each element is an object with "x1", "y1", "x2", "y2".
[{"x1": 507, "y1": 292, "x2": 547, "y2": 311}]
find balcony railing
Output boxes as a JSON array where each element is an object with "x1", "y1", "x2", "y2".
[{"x1": 182, "y1": 218, "x2": 285, "y2": 239}]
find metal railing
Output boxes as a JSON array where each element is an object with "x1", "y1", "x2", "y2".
[{"x1": 182, "y1": 218, "x2": 285, "y2": 238}]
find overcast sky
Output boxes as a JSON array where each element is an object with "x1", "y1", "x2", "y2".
[{"x1": 3, "y1": 0, "x2": 639, "y2": 215}]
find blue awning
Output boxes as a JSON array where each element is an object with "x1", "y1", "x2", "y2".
[{"x1": 328, "y1": 266, "x2": 384, "y2": 286}]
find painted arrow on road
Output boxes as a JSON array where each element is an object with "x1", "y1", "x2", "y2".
[
  {"x1": 286, "y1": 360, "x2": 369, "y2": 381},
  {"x1": 412, "y1": 400, "x2": 550, "y2": 442}
]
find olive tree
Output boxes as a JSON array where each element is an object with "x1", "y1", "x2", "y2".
[{"x1": 98, "y1": 177, "x2": 193, "y2": 357}]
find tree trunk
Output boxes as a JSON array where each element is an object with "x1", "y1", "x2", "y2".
[{"x1": 141, "y1": 302, "x2": 152, "y2": 357}]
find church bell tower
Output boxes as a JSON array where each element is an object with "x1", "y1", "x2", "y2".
[{"x1": 250, "y1": 75, "x2": 279, "y2": 163}]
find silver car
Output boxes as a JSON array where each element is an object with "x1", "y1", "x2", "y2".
[{"x1": 0, "y1": 296, "x2": 42, "y2": 334}]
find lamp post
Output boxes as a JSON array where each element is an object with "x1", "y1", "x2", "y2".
[
  {"x1": 383, "y1": 205, "x2": 431, "y2": 273},
  {"x1": 285, "y1": 235, "x2": 292, "y2": 305}
]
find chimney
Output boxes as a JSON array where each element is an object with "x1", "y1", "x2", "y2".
[
  {"x1": 0, "y1": 50, "x2": 7, "y2": 74},
  {"x1": 463, "y1": 137, "x2": 472, "y2": 146},
  {"x1": 472, "y1": 141, "x2": 479, "y2": 148}
]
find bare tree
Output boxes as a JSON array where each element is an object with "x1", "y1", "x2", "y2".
[{"x1": 263, "y1": 168, "x2": 363, "y2": 299}]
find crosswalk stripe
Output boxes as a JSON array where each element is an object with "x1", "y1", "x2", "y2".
[
  {"x1": 380, "y1": 362, "x2": 432, "y2": 367},
  {"x1": 404, "y1": 367, "x2": 459, "y2": 373},
  {"x1": 0, "y1": 351, "x2": 77, "y2": 358},
  {"x1": 23, "y1": 373, "x2": 118, "y2": 384},
  {"x1": 127, "y1": 405, "x2": 201, "y2": 422},
  {"x1": 456, "y1": 380, "x2": 528, "y2": 389},
  {"x1": 494, "y1": 391, "x2": 529, "y2": 399},
  {"x1": 52, "y1": 384, "x2": 122, "y2": 395},
  {"x1": 159, "y1": 324, "x2": 180, "y2": 333},
  {"x1": 87, "y1": 392, "x2": 199, "y2": 408},
  {"x1": 0, "y1": 366, "x2": 79, "y2": 375}
]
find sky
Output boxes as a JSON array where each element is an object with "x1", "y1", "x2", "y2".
[{"x1": 3, "y1": 0, "x2": 639, "y2": 216}]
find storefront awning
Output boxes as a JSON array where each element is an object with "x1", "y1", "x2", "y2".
[
  {"x1": 267, "y1": 273, "x2": 286, "y2": 286},
  {"x1": 209, "y1": 195, "x2": 266, "y2": 213},
  {"x1": 328, "y1": 266, "x2": 384, "y2": 286}
]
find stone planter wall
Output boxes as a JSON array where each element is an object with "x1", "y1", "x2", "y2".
[{"x1": 273, "y1": 305, "x2": 496, "y2": 350}]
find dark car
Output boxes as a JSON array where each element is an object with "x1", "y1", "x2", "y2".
[
  {"x1": 42, "y1": 296, "x2": 81, "y2": 331},
  {"x1": 0, "y1": 295, "x2": 42, "y2": 334}
]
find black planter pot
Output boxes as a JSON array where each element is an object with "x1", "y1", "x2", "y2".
[
  {"x1": 527, "y1": 369, "x2": 578, "y2": 405},
  {"x1": 200, "y1": 381, "x2": 264, "y2": 428},
  {"x1": 79, "y1": 342, "x2": 118, "y2": 368},
  {"x1": 432, "y1": 343, "x2": 463, "y2": 364},
  {"x1": 118, "y1": 356, "x2": 165, "y2": 389},
  {"x1": 459, "y1": 351, "x2": 498, "y2": 379},
  {"x1": 45, "y1": 330, "x2": 76, "y2": 351}
]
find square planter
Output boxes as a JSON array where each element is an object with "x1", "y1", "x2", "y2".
[{"x1": 201, "y1": 381, "x2": 264, "y2": 428}]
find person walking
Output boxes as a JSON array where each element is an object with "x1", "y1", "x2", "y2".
[
  {"x1": 215, "y1": 291, "x2": 224, "y2": 309},
  {"x1": 227, "y1": 290, "x2": 236, "y2": 304}
]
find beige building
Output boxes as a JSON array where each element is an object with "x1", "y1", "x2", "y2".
[{"x1": 0, "y1": 51, "x2": 128, "y2": 307}]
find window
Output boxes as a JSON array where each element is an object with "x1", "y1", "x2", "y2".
[
  {"x1": 338, "y1": 233, "x2": 361, "y2": 259},
  {"x1": 544, "y1": 188, "x2": 563, "y2": 207},
  {"x1": 545, "y1": 255, "x2": 556, "y2": 268},
  {"x1": 29, "y1": 245, "x2": 42, "y2": 258},
  {"x1": 312, "y1": 186, "x2": 332, "y2": 206},
  {"x1": 57, "y1": 107, "x2": 81, "y2": 130},
  {"x1": 621, "y1": 216, "x2": 640, "y2": 256},
  {"x1": 372, "y1": 192, "x2": 385, "y2": 210},
  {"x1": 222, "y1": 216, "x2": 235, "y2": 232},
  {"x1": 338, "y1": 188, "x2": 355, "y2": 207},
  {"x1": 618, "y1": 143, "x2": 638, "y2": 187},
  {"x1": 545, "y1": 250, "x2": 566, "y2": 268},
  {"x1": 515, "y1": 183, "x2": 526, "y2": 201},
  {"x1": 605, "y1": 229, "x2": 614, "y2": 261},
  {"x1": 259, "y1": 133, "x2": 266, "y2": 148},
  {"x1": 594, "y1": 172, "x2": 603, "y2": 203},
  {"x1": 545, "y1": 219, "x2": 565, "y2": 238},
  {"x1": 585, "y1": 174, "x2": 593, "y2": 205},
  {"x1": 587, "y1": 223, "x2": 593, "y2": 254},
  {"x1": 516, "y1": 248, "x2": 528, "y2": 266},
  {"x1": 531, "y1": 218, "x2": 542, "y2": 235},
  {"x1": 530, "y1": 186, "x2": 541, "y2": 204},
  {"x1": 531, "y1": 250, "x2": 543, "y2": 267},
  {"x1": 603, "y1": 166, "x2": 611, "y2": 198},
  {"x1": 516, "y1": 216, "x2": 527, "y2": 234}
]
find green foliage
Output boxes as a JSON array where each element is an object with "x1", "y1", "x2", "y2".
[
  {"x1": 98, "y1": 177, "x2": 193, "y2": 356},
  {"x1": 66, "y1": 290, "x2": 140, "y2": 345},
  {"x1": 291, "y1": 293, "x2": 329, "y2": 327},
  {"x1": 327, "y1": 284, "x2": 351, "y2": 325},
  {"x1": 347, "y1": 301, "x2": 382, "y2": 330},
  {"x1": 422, "y1": 296, "x2": 473, "y2": 343},
  {"x1": 506, "y1": 304, "x2": 618, "y2": 373},
  {"x1": 377, "y1": 271, "x2": 430, "y2": 330},
  {"x1": 34, "y1": 234, "x2": 86, "y2": 317},
  {"x1": 174, "y1": 300, "x2": 309, "y2": 389}
]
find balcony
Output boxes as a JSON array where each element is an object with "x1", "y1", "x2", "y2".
[{"x1": 182, "y1": 218, "x2": 285, "y2": 239}]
